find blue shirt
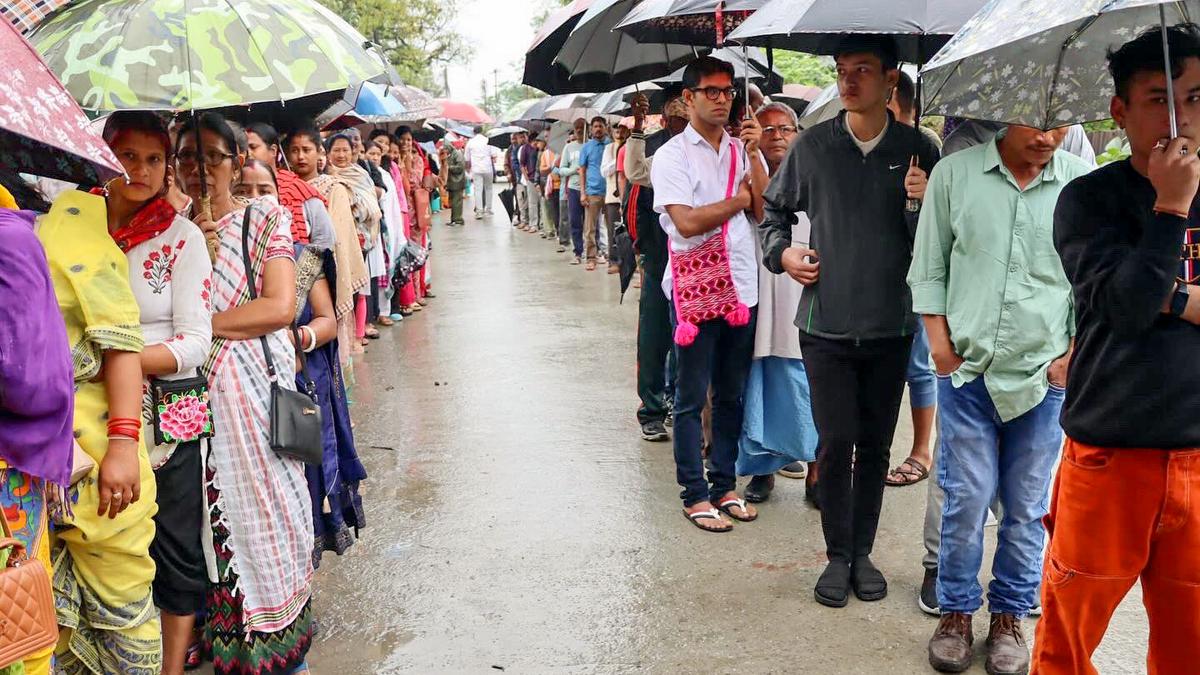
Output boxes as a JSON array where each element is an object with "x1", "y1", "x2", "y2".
[{"x1": 578, "y1": 138, "x2": 610, "y2": 196}]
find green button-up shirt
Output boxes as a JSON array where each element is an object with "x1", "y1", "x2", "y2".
[{"x1": 907, "y1": 137, "x2": 1092, "y2": 421}]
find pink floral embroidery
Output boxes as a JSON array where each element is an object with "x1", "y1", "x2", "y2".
[
  {"x1": 201, "y1": 277, "x2": 212, "y2": 311},
  {"x1": 157, "y1": 391, "x2": 212, "y2": 442},
  {"x1": 143, "y1": 239, "x2": 186, "y2": 294}
]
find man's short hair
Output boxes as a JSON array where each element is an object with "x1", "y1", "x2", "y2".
[
  {"x1": 474, "y1": 125, "x2": 484, "y2": 135},
  {"x1": 755, "y1": 101, "x2": 800, "y2": 128},
  {"x1": 681, "y1": 56, "x2": 736, "y2": 90},
  {"x1": 834, "y1": 35, "x2": 899, "y2": 72},
  {"x1": 1109, "y1": 23, "x2": 1200, "y2": 101},
  {"x1": 893, "y1": 71, "x2": 916, "y2": 115}
]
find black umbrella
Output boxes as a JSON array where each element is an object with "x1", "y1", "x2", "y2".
[
  {"x1": 487, "y1": 125, "x2": 526, "y2": 150},
  {"x1": 522, "y1": 0, "x2": 594, "y2": 95},
  {"x1": 613, "y1": 223, "x2": 638, "y2": 302},
  {"x1": 652, "y1": 45, "x2": 784, "y2": 94}
]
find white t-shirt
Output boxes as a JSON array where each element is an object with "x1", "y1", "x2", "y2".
[
  {"x1": 465, "y1": 134, "x2": 493, "y2": 175},
  {"x1": 651, "y1": 124, "x2": 759, "y2": 308},
  {"x1": 845, "y1": 115, "x2": 889, "y2": 156}
]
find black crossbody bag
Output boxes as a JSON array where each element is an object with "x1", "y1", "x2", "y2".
[{"x1": 240, "y1": 207, "x2": 323, "y2": 465}]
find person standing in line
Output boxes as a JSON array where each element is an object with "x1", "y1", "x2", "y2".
[
  {"x1": 509, "y1": 131, "x2": 527, "y2": 228},
  {"x1": 601, "y1": 123, "x2": 630, "y2": 273},
  {"x1": 555, "y1": 125, "x2": 585, "y2": 264},
  {"x1": 737, "y1": 102, "x2": 819, "y2": 505},
  {"x1": 759, "y1": 36, "x2": 939, "y2": 607},
  {"x1": 578, "y1": 117, "x2": 612, "y2": 271},
  {"x1": 909, "y1": 124, "x2": 1088, "y2": 675},
  {"x1": 442, "y1": 141, "x2": 468, "y2": 226},
  {"x1": 540, "y1": 139, "x2": 560, "y2": 241},
  {"x1": 520, "y1": 132, "x2": 543, "y2": 234},
  {"x1": 626, "y1": 94, "x2": 690, "y2": 442},
  {"x1": 466, "y1": 126, "x2": 494, "y2": 219},
  {"x1": 1032, "y1": 26, "x2": 1200, "y2": 674},
  {"x1": 652, "y1": 56, "x2": 767, "y2": 532}
]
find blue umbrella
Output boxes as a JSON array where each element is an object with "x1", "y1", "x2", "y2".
[{"x1": 355, "y1": 82, "x2": 408, "y2": 121}]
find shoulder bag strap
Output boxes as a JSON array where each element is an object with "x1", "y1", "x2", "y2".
[{"x1": 241, "y1": 205, "x2": 278, "y2": 385}]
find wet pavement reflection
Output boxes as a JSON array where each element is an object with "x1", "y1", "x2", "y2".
[{"x1": 284, "y1": 197, "x2": 1149, "y2": 674}]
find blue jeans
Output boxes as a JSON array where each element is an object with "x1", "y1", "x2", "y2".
[
  {"x1": 936, "y1": 376, "x2": 1064, "y2": 616},
  {"x1": 672, "y1": 310, "x2": 757, "y2": 507},
  {"x1": 906, "y1": 321, "x2": 936, "y2": 409},
  {"x1": 567, "y1": 188, "x2": 584, "y2": 257}
]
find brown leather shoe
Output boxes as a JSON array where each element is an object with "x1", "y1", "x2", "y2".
[
  {"x1": 928, "y1": 612, "x2": 974, "y2": 673},
  {"x1": 985, "y1": 613, "x2": 1029, "y2": 675}
]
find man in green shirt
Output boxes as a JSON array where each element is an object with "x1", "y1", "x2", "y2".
[{"x1": 908, "y1": 126, "x2": 1091, "y2": 675}]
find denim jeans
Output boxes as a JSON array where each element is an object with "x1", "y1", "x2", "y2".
[
  {"x1": 936, "y1": 376, "x2": 1065, "y2": 616},
  {"x1": 567, "y1": 188, "x2": 584, "y2": 257},
  {"x1": 906, "y1": 321, "x2": 936, "y2": 409},
  {"x1": 673, "y1": 309, "x2": 757, "y2": 507}
]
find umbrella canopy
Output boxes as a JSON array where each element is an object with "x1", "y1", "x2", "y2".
[
  {"x1": 588, "y1": 82, "x2": 663, "y2": 114},
  {"x1": 389, "y1": 84, "x2": 439, "y2": 121},
  {"x1": 488, "y1": 125, "x2": 527, "y2": 150},
  {"x1": 501, "y1": 97, "x2": 548, "y2": 123},
  {"x1": 616, "y1": 0, "x2": 764, "y2": 46},
  {"x1": 0, "y1": 20, "x2": 123, "y2": 184},
  {"x1": 314, "y1": 81, "x2": 409, "y2": 129},
  {"x1": 653, "y1": 45, "x2": 784, "y2": 92},
  {"x1": 2, "y1": 0, "x2": 70, "y2": 35},
  {"x1": 771, "y1": 83, "x2": 824, "y2": 112},
  {"x1": 28, "y1": 0, "x2": 383, "y2": 113},
  {"x1": 549, "y1": 0, "x2": 704, "y2": 94},
  {"x1": 922, "y1": 0, "x2": 1195, "y2": 130},
  {"x1": 436, "y1": 99, "x2": 494, "y2": 124},
  {"x1": 522, "y1": 0, "x2": 596, "y2": 94},
  {"x1": 728, "y1": 0, "x2": 988, "y2": 64}
]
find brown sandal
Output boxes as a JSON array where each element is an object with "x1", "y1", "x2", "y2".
[{"x1": 885, "y1": 457, "x2": 929, "y2": 487}]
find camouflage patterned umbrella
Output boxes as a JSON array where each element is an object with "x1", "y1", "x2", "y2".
[{"x1": 27, "y1": 0, "x2": 384, "y2": 113}]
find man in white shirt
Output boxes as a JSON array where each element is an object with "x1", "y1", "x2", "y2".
[
  {"x1": 652, "y1": 55, "x2": 768, "y2": 532},
  {"x1": 465, "y1": 126, "x2": 495, "y2": 218}
]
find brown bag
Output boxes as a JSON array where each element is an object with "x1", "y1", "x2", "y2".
[{"x1": 0, "y1": 501, "x2": 58, "y2": 668}]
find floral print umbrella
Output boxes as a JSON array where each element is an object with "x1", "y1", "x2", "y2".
[
  {"x1": 0, "y1": 20, "x2": 123, "y2": 185},
  {"x1": 27, "y1": 0, "x2": 384, "y2": 113},
  {"x1": 922, "y1": 0, "x2": 1199, "y2": 130}
]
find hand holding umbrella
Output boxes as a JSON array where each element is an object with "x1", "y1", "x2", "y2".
[{"x1": 1149, "y1": 136, "x2": 1200, "y2": 218}]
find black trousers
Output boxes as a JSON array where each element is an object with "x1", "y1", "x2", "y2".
[
  {"x1": 636, "y1": 254, "x2": 672, "y2": 424},
  {"x1": 800, "y1": 333, "x2": 913, "y2": 563}
]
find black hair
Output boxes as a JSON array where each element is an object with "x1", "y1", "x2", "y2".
[
  {"x1": 226, "y1": 120, "x2": 248, "y2": 156},
  {"x1": 395, "y1": 126, "x2": 413, "y2": 141},
  {"x1": 0, "y1": 168, "x2": 51, "y2": 212},
  {"x1": 246, "y1": 123, "x2": 279, "y2": 149},
  {"x1": 284, "y1": 124, "x2": 323, "y2": 151},
  {"x1": 1108, "y1": 23, "x2": 1200, "y2": 101},
  {"x1": 368, "y1": 129, "x2": 391, "y2": 144},
  {"x1": 473, "y1": 125, "x2": 484, "y2": 135},
  {"x1": 324, "y1": 133, "x2": 353, "y2": 153},
  {"x1": 102, "y1": 111, "x2": 173, "y2": 157},
  {"x1": 589, "y1": 116, "x2": 607, "y2": 127},
  {"x1": 681, "y1": 55, "x2": 736, "y2": 90},
  {"x1": 893, "y1": 70, "x2": 916, "y2": 115},
  {"x1": 834, "y1": 34, "x2": 899, "y2": 72},
  {"x1": 175, "y1": 112, "x2": 238, "y2": 157},
  {"x1": 242, "y1": 157, "x2": 278, "y2": 188}
]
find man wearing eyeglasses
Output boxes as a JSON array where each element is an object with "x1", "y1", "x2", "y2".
[
  {"x1": 651, "y1": 56, "x2": 769, "y2": 532},
  {"x1": 759, "y1": 35, "x2": 940, "y2": 608}
]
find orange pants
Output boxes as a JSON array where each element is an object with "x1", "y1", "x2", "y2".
[{"x1": 1032, "y1": 439, "x2": 1200, "y2": 674}]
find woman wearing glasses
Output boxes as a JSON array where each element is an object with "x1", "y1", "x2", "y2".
[{"x1": 176, "y1": 113, "x2": 315, "y2": 675}]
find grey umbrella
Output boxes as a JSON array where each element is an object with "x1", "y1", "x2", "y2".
[
  {"x1": 653, "y1": 45, "x2": 784, "y2": 93},
  {"x1": 921, "y1": 0, "x2": 1198, "y2": 132},
  {"x1": 549, "y1": 0, "x2": 704, "y2": 94},
  {"x1": 727, "y1": 0, "x2": 988, "y2": 64}
]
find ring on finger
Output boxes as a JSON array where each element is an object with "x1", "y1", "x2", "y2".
[{"x1": 1183, "y1": 147, "x2": 1192, "y2": 156}]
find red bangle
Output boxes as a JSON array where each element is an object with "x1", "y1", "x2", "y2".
[{"x1": 107, "y1": 423, "x2": 140, "y2": 437}]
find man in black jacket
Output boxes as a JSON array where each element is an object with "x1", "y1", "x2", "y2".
[
  {"x1": 1032, "y1": 26, "x2": 1200, "y2": 673},
  {"x1": 759, "y1": 36, "x2": 939, "y2": 607}
]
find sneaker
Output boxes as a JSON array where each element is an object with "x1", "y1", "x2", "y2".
[
  {"x1": 597, "y1": 255, "x2": 609, "y2": 265},
  {"x1": 778, "y1": 461, "x2": 808, "y2": 479},
  {"x1": 664, "y1": 410, "x2": 673, "y2": 427},
  {"x1": 640, "y1": 420, "x2": 669, "y2": 442},
  {"x1": 1028, "y1": 604, "x2": 1042, "y2": 617},
  {"x1": 485, "y1": 208, "x2": 494, "y2": 215},
  {"x1": 389, "y1": 313, "x2": 405, "y2": 322},
  {"x1": 570, "y1": 256, "x2": 582, "y2": 265},
  {"x1": 607, "y1": 263, "x2": 620, "y2": 275},
  {"x1": 929, "y1": 612, "x2": 974, "y2": 673},
  {"x1": 920, "y1": 567, "x2": 940, "y2": 616},
  {"x1": 556, "y1": 245, "x2": 566, "y2": 253},
  {"x1": 985, "y1": 613, "x2": 1029, "y2": 675}
]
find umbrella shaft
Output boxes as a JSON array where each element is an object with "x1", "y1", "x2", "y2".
[{"x1": 1162, "y1": 5, "x2": 1179, "y2": 138}]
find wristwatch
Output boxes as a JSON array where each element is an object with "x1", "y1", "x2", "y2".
[{"x1": 1170, "y1": 283, "x2": 1190, "y2": 317}]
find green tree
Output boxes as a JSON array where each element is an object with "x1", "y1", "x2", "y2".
[
  {"x1": 773, "y1": 51, "x2": 836, "y2": 87},
  {"x1": 319, "y1": 0, "x2": 471, "y2": 94}
]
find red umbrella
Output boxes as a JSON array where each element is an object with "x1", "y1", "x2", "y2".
[
  {"x1": 0, "y1": 20, "x2": 123, "y2": 185},
  {"x1": 434, "y1": 99, "x2": 493, "y2": 124}
]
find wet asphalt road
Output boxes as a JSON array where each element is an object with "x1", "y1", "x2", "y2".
[{"x1": 282, "y1": 191, "x2": 1149, "y2": 674}]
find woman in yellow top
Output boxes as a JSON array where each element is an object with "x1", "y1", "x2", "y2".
[{"x1": 37, "y1": 188, "x2": 162, "y2": 674}]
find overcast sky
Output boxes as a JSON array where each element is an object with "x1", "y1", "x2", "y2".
[{"x1": 446, "y1": 0, "x2": 545, "y2": 103}]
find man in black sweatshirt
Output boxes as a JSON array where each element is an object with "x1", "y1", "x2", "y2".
[
  {"x1": 759, "y1": 35, "x2": 940, "y2": 607},
  {"x1": 1032, "y1": 26, "x2": 1200, "y2": 673}
]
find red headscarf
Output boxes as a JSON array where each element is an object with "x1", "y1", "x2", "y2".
[{"x1": 276, "y1": 168, "x2": 326, "y2": 244}]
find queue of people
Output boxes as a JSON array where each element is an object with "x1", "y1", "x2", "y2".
[
  {"x1": 609, "y1": 25, "x2": 1199, "y2": 675},
  {"x1": 0, "y1": 108, "x2": 446, "y2": 674}
]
